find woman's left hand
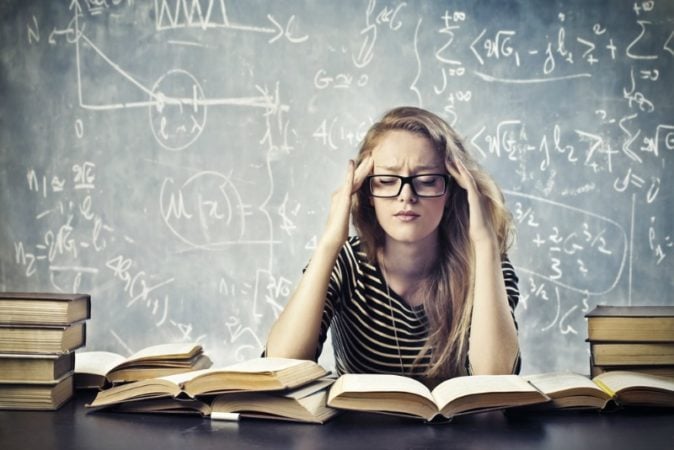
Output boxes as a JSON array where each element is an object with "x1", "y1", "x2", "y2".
[{"x1": 446, "y1": 158, "x2": 497, "y2": 246}]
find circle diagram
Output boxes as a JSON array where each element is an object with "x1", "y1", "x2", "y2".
[{"x1": 149, "y1": 69, "x2": 207, "y2": 151}]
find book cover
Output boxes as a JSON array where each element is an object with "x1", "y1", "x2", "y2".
[
  {"x1": 0, "y1": 374, "x2": 74, "y2": 410},
  {"x1": 0, "y1": 322, "x2": 86, "y2": 354},
  {"x1": 0, "y1": 292, "x2": 91, "y2": 326},
  {"x1": 0, "y1": 352, "x2": 75, "y2": 383},
  {"x1": 586, "y1": 306, "x2": 674, "y2": 342}
]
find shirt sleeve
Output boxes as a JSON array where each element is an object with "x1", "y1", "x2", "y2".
[
  {"x1": 309, "y1": 237, "x2": 358, "y2": 360},
  {"x1": 501, "y1": 256, "x2": 522, "y2": 374}
]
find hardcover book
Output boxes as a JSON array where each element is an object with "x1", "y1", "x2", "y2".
[
  {"x1": 0, "y1": 322, "x2": 86, "y2": 354},
  {"x1": 0, "y1": 352, "x2": 75, "y2": 383},
  {"x1": 586, "y1": 306, "x2": 674, "y2": 342},
  {"x1": 0, "y1": 292, "x2": 90, "y2": 326}
]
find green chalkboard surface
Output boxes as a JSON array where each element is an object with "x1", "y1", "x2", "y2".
[{"x1": 1, "y1": 0, "x2": 672, "y2": 374}]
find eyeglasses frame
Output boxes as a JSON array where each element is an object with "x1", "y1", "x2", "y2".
[{"x1": 366, "y1": 173, "x2": 451, "y2": 198}]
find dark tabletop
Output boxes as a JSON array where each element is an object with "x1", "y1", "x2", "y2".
[{"x1": 1, "y1": 391, "x2": 673, "y2": 450}]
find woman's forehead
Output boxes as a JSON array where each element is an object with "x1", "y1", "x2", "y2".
[{"x1": 371, "y1": 131, "x2": 443, "y2": 169}]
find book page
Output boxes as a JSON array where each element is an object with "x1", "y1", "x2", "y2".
[
  {"x1": 334, "y1": 374, "x2": 434, "y2": 403},
  {"x1": 284, "y1": 378, "x2": 334, "y2": 400},
  {"x1": 432, "y1": 375, "x2": 537, "y2": 406},
  {"x1": 594, "y1": 371, "x2": 674, "y2": 394},
  {"x1": 218, "y1": 357, "x2": 307, "y2": 373},
  {"x1": 75, "y1": 351, "x2": 125, "y2": 376},
  {"x1": 157, "y1": 360, "x2": 305, "y2": 386},
  {"x1": 126, "y1": 343, "x2": 200, "y2": 361},
  {"x1": 160, "y1": 368, "x2": 214, "y2": 384},
  {"x1": 524, "y1": 372, "x2": 606, "y2": 396}
]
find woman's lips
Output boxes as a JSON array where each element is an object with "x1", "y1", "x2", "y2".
[{"x1": 395, "y1": 211, "x2": 420, "y2": 221}]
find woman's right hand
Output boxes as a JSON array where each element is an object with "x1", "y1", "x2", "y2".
[{"x1": 320, "y1": 156, "x2": 373, "y2": 251}]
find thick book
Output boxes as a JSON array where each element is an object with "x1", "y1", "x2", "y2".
[
  {"x1": 104, "y1": 378, "x2": 339, "y2": 423},
  {"x1": 519, "y1": 371, "x2": 674, "y2": 411},
  {"x1": 0, "y1": 292, "x2": 90, "y2": 325},
  {"x1": 210, "y1": 377, "x2": 338, "y2": 424},
  {"x1": 0, "y1": 352, "x2": 75, "y2": 383},
  {"x1": 587, "y1": 371, "x2": 674, "y2": 408},
  {"x1": 326, "y1": 373, "x2": 549, "y2": 422},
  {"x1": 0, "y1": 374, "x2": 74, "y2": 410},
  {"x1": 590, "y1": 363, "x2": 674, "y2": 378},
  {"x1": 0, "y1": 322, "x2": 86, "y2": 354},
  {"x1": 586, "y1": 306, "x2": 674, "y2": 342},
  {"x1": 87, "y1": 357, "x2": 328, "y2": 409},
  {"x1": 591, "y1": 342, "x2": 674, "y2": 366},
  {"x1": 75, "y1": 343, "x2": 212, "y2": 388},
  {"x1": 106, "y1": 397, "x2": 212, "y2": 416}
]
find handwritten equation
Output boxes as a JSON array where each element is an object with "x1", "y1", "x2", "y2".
[{"x1": 2, "y1": 0, "x2": 672, "y2": 374}]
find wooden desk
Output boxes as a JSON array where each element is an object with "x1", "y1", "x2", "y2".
[{"x1": 1, "y1": 391, "x2": 673, "y2": 450}]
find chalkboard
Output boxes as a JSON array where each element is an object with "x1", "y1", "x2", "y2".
[{"x1": 1, "y1": 0, "x2": 672, "y2": 375}]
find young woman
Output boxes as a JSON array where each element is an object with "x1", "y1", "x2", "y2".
[{"x1": 266, "y1": 106, "x2": 520, "y2": 385}]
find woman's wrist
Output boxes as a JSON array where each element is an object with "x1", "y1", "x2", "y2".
[
  {"x1": 316, "y1": 234, "x2": 345, "y2": 259},
  {"x1": 471, "y1": 233, "x2": 499, "y2": 254}
]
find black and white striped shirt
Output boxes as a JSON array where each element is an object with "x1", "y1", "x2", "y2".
[{"x1": 314, "y1": 236, "x2": 521, "y2": 377}]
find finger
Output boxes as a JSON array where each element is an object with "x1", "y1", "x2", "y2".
[
  {"x1": 446, "y1": 159, "x2": 470, "y2": 190},
  {"x1": 339, "y1": 159, "x2": 355, "y2": 196},
  {"x1": 352, "y1": 155, "x2": 374, "y2": 192},
  {"x1": 446, "y1": 158, "x2": 460, "y2": 179}
]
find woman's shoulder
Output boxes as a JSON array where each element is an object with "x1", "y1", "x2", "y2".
[
  {"x1": 500, "y1": 254, "x2": 517, "y2": 276},
  {"x1": 345, "y1": 236, "x2": 368, "y2": 258},
  {"x1": 346, "y1": 235, "x2": 361, "y2": 249},
  {"x1": 339, "y1": 236, "x2": 370, "y2": 268}
]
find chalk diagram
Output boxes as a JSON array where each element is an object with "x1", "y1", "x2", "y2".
[
  {"x1": 50, "y1": 1, "x2": 306, "y2": 253},
  {"x1": 504, "y1": 191, "x2": 628, "y2": 296},
  {"x1": 60, "y1": 0, "x2": 292, "y2": 151},
  {"x1": 158, "y1": 170, "x2": 282, "y2": 250},
  {"x1": 149, "y1": 69, "x2": 207, "y2": 152}
]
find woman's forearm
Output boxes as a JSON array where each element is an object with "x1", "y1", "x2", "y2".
[
  {"x1": 468, "y1": 240, "x2": 520, "y2": 374},
  {"x1": 265, "y1": 239, "x2": 341, "y2": 360}
]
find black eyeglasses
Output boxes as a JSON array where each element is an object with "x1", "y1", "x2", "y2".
[{"x1": 367, "y1": 174, "x2": 450, "y2": 198}]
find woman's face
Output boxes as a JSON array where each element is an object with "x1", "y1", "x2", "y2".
[{"x1": 369, "y1": 130, "x2": 448, "y2": 247}]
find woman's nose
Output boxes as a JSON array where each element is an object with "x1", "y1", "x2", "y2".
[{"x1": 398, "y1": 182, "x2": 418, "y2": 202}]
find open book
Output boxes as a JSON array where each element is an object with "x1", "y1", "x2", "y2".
[
  {"x1": 210, "y1": 377, "x2": 338, "y2": 424},
  {"x1": 75, "y1": 343, "x2": 212, "y2": 388},
  {"x1": 520, "y1": 371, "x2": 674, "y2": 411},
  {"x1": 96, "y1": 378, "x2": 338, "y2": 423},
  {"x1": 327, "y1": 373, "x2": 549, "y2": 421},
  {"x1": 87, "y1": 357, "x2": 328, "y2": 409},
  {"x1": 104, "y1": 397, "x2": 212, "y2": 416}
]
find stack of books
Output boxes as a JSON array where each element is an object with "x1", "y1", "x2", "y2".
[
  {"x1": 586, "y1": 305, "x2": 674, "y2": 378},
  {"x1": 0, "y1": 292, "x2": 91, "y2": 410},
  {"x1": 86, "y1": 357, "x2": 338, "y2": 423}
]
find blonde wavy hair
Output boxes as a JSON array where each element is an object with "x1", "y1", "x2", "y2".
[{"x1": 352, "y1": 106, "x2": 514, "y2": 379}]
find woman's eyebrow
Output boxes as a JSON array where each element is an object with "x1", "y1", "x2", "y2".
[{"x1": 374, "y1": 164, "x2": 442, "y2": 171}]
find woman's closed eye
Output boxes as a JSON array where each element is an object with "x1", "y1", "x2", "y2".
[
  {"x1": 374, "y1": 176, "x2": 399, "y2": 185},
  {"x1": 416, "y1": 175, "x2": 442, "y2": 186}
]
